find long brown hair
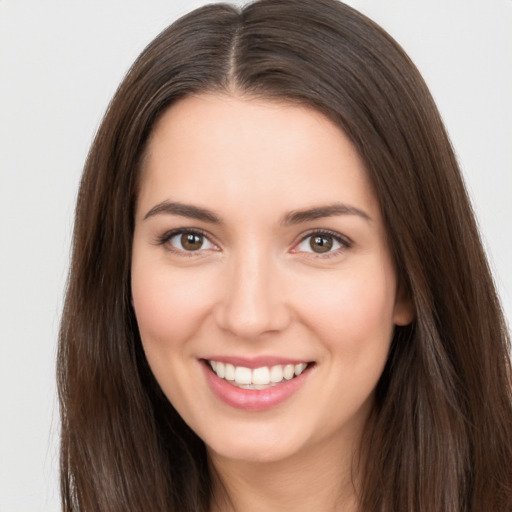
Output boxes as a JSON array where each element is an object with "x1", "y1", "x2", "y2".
[{"x1": 58, "y1": 1, "x2": 512, "y2": 510}]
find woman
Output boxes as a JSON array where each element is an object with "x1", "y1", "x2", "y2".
[{"x1": 57, "y1": 0, "x2": 512, "y2": 510}]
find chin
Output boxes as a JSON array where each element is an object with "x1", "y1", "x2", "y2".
[
  {"x1": 208, "y1": 440, "x2": 300, "y2": 465},
  {"x1": 201, "y1": 418, "x2": 315, "y2": 465}
]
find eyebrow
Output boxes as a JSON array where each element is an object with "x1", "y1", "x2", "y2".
[
  {"x1": 281, "y1": 203, "x2": 372, "y2": 225},
  {"x1": 143, "y1": 200, "x2": 371, "y2": 225},
  {"x1": 143, "y1": 201, "x2": 222, "y2": 223}
]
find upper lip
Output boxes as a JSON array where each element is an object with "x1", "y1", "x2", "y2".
[{"x1": 202, "y1": 356, "x2": 312, "y2": 369}]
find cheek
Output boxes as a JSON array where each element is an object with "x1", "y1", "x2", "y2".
[
  {"x1": 298, "y1": 265, "x2": 397, "y2": 358},
  {"x1": 131, "y1": 263, "x2": 217, "y2": 349},
  {"x1": 298, "y1": 267, "x2": 397, "y2": 425}
]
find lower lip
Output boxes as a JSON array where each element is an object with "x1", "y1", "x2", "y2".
[{"x1": 202, "y1": 362, "x2": 311, "y2": 411}]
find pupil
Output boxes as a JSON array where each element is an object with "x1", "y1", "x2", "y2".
[
  {"x1": 181, "y1": 233, "x2": 202, "y2": 250},
  {"x1": 310, "y1": 235, "x2": 333, "y2": 253}
]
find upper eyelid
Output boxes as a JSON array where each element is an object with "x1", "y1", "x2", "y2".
[
  {"x1": 159, "y1": 227, "x2": 212, "y2": 241},
  {"x1": 156, "y1": 227, "x2": 218, "y2": 248},
  {"x1": 156, "y1": 227, "x2": 352, "y2": 252},
  {"x1": 295, "y1": 228, "x2": 352, "y2": 247}
]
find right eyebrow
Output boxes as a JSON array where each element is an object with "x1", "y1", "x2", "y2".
[
  {"x1": 281, "y1": 203, "x2": 372, "y2": 226},
  {"x1": 143, "y1": 200, "x2": 223, "y2": 224}
]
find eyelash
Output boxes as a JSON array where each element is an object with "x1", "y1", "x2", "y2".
[
  {"x1": 156, "y1": 228, "x2": 217, "y2": 258},
  {"x1": 155, "y1": 228, "x2": 352, "y2": 258},
  {"x1": 294, "y1": 229, "x2": 352, "y2": 259}
]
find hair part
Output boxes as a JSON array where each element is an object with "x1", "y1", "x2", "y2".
[{"x1": 58, "y1": 1, "x2": 512, "y2": 511}]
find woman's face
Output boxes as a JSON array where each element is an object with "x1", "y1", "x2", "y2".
[{"x1": 131, "y1": 93, "x2": 412, "y2": 464}]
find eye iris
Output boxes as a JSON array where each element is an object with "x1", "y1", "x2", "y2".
[
  {"x1": 181, "y1": 233, "x2": 203, "y2": 251},
  {"x1": 310, "y1": 235, "x2": 333, "y2": 253}
]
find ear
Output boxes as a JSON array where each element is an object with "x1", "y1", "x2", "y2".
[{"x1": 393, "y1": 284, "x2": 415, "y2": 326}]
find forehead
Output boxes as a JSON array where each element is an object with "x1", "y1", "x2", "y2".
[{"x1": 138, "y1": 93, "x2": 380, "y2": 222}]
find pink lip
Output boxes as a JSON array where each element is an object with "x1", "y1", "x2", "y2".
[
  {"x1": 202, "y1": 355, "x2": 310, "y2": 369},
  {"x1": 201, "y1": 360, "x2": 312, "y2": 412}
]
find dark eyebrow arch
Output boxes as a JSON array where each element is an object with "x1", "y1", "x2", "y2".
[
  {"x1": 282, "y1": 203, "x2": 371, "y2": 225},
  {"x1": 143, "y1": 201, "x2": 222, "y2": 224}
]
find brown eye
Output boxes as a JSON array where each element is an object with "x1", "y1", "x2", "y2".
[
  {"x1": 309, "y1": 235, "x2": 334, "y2": 253},
  {"x1": 180, "y1": 232, "x2": 204, "y2": 251},
  {"x1": 295, "y1": 231, "x2": 347, "y2": 256},
  {"x1": 165, "y1": 230, "x2": 216, "y2": 253}
]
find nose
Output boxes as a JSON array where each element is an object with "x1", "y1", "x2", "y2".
[{"x1": 214, "y1": 250, "x2": 291, "y2": 340}]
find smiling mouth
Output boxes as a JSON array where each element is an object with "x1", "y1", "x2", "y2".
[{"x1": 206, "y1": 360, "x2": 313, "y2": 390}]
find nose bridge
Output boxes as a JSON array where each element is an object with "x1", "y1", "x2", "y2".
[{"x1": 216, "y1": 244, "x2": 289, "y2": 339}]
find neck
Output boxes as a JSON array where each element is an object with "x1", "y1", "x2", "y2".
[{"x1": 208, "y1": 432, "x2": 361, "y2": 512}]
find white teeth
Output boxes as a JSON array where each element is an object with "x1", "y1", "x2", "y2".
[
  {"x1": 209, "y1": 360, "x2": 309, "y2": 387},
  {"x1": 252, "y1": 366, "x2": 270, "y2": 385},
  {"x1": 295, "y1": 363, "x2": 307, "y2": 376},
  {"x1": 216, "y1": 361, "x2": 225, "y2": 378},
  {"x1": 283, "y1": 364, "x2": 295, "y2": 380},
  {"x1": 234, "y1": 366, "x2": 252, "y2": 385},
  {"x1": 225, "y1": 363, "x2": 235, "y2": 381},
  {"x1": 270, "y1": 365, "x2": 284, "y2": 383}
]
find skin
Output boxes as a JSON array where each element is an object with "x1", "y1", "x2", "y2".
[{"x1": 131, "y1": 93, "x2": 413, "y2": 511}]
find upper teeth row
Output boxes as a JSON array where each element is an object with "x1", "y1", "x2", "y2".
[{"x1": 209, "y1": 361, "x2": 308, "y2": 386}]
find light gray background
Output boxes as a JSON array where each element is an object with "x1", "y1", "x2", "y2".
[{"x1": 1, "y1": 1, "x2": 511, "y2": 510}]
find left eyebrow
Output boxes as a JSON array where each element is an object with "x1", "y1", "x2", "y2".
[
  {"x1": 281, "y1": 203, "x2": 372, "y2": 226},
  {"x1": 143, "y1": 200, "x2": 222, "y2": 224}
]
